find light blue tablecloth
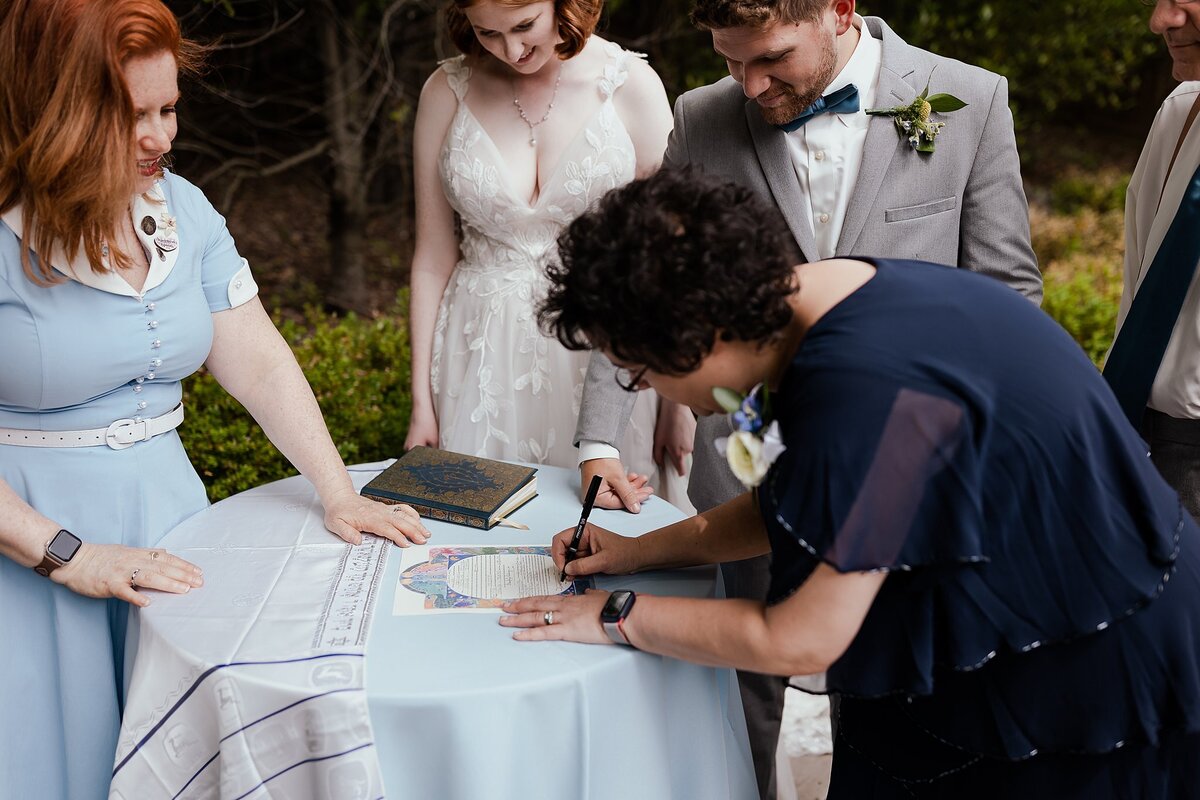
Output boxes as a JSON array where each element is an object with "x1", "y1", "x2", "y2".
[
  {"x1": 114, "y1": 461, "x2": 756, "y2": 799},
  {"x1": 360, "y1": 461, "x2": 756, "y2": 800}
]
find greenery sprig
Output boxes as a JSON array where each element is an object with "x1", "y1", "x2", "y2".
[{"x1": 865, "y1": 75, "x2": 967, "y2": 154}]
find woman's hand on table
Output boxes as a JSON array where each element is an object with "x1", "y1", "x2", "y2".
[
  {"x1": 324, "y1": 490, "x2": 430, "y2": 547},
  {"x1": 52, "y1": 543, "x2": 204, "y2": 607},
  {"x1": 500, "y1": 590, "x2": 611, "y2": 644},
  {"x1": 551, "y1": 523, "x2": 641, "y2": 577}
]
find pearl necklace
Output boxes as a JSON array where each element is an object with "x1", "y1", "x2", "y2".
[{"x1": 512, "y1": 61, "x2": 564, "y2": 147}]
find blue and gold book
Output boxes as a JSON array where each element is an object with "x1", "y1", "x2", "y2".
[{"x1": 361, "y1": 447, "x2": 537, "y2": 530}]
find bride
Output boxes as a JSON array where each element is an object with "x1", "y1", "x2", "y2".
[{"x1": 405, "y1": 0, "x2": 694, "y2": 507}]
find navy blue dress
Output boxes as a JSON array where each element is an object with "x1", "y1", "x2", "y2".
[{"x1": 758, "y1": 259, "x2": 1200, "y2": 798}]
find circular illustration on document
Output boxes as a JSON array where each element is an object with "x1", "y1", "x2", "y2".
[{"x1": 397, "y1": 546, "x2": 577, "y2": 610}]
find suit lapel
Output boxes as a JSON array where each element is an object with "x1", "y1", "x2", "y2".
[
  {"x1": 1141, "y1": 102, "x2": 1200, "y2": 290},
  {"x1": 745, "y1": 101, "x2": 819, "y2": 261},
  {"x1": 837, "y1": 17, "x2": 916, "y2": 257}
]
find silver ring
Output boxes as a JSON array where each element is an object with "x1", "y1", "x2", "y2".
[
  {"x1": 130, "y1": 568, "x2": 140, "y2": 587},
  {"x1": 543, "y1": 610, "x2": 555, "y2": 626},
  {"x1": 151, "y1": 551, "x2": 159, "y2": 559}
]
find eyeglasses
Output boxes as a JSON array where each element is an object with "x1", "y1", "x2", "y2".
[
  {"x1": 614, "y1": 365, "x2": 649, "y2": 392},
  {"x1": 1140, "y1": 0, "x2": 1198, "y2": 6}
]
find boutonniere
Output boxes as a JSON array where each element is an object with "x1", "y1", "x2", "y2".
[
  {"x1": 865, "y1": 75, "x2": 967, "y2": 154},
  {"x1": 713, "y1": 384, "x2": 786, "y2": 488}
]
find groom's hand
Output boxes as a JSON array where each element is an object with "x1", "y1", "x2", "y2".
[{"x1": 581, "y1": 458, "x2": 654, "y2": 513}]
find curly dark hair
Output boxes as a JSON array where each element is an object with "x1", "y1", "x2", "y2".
[{"x1": 539, "y1": 169, "x2": 801, "y2": 376}]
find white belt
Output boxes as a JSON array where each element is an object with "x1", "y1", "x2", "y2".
[{"x1": 0, "y1": 403, "x2": 185, "y2": 450}]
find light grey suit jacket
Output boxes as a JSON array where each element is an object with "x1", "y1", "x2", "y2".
[{"x1": 575, "y1": 17, "x2": 1042, "y2": 512}]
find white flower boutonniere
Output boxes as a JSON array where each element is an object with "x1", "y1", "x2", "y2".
[
  {"x1": 713, "y1": 385, "x2": 786, "y2": 489},
  {"x1": 865, "y1": 75, "x2": 967, "y2": 154}
]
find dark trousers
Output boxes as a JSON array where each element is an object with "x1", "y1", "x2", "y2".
[
  {"x1": 1142, "y1": 408, "x2": 1200, "y2": 520},
  {"x1": 722, "y1": 554, "x2": 789, "y2": 800}
]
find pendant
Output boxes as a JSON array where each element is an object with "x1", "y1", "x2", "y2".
[{"x1": 529, "y1": 137, "x2": 536, "y2": 147}]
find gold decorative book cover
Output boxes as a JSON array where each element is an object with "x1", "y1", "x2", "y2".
[{"x1": 361, "y1": 447, "x2": 538, "y2": 530}]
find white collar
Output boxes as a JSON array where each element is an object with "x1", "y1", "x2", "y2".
[
  {"x1": 0, "y1": 176, "x2": 179, "y2": 297},
  {"x1": 824, "y1": 15, "x2": 882, "y2": 116}
]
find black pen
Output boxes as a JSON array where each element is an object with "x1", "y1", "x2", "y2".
[{"x1": 561, "y1": 474, "x2": 603, "y2": 582}]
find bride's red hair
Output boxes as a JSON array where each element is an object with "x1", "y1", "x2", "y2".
[{"x1": 0, "y1": 0, "x2": 203, "y2": 283}]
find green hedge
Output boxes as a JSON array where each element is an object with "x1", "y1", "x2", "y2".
[
  {"x1": 1042, "y1": 257, "x2": 1123, "y2": 367},
  {"x1": 181, "y1": 294, "x2": 412, "y2": 501}
]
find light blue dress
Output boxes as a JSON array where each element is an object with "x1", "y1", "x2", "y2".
[{"x1": 0, "y1": 171, "x2": 256, "y2": 799}]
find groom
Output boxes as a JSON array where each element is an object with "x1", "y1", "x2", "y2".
[{"x1": 573, "y1": 0, "x2": 1041, "y2": 796}]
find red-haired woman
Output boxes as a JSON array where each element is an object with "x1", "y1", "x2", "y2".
[
  {"x1": 0, "y1": 2, "x2": 428, "y2": 793},
  {"x1": 404, "y1": 0, "x2": 695, "y2": 510}
]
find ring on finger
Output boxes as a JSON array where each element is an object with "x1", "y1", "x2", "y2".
[
  {"x1": 543, "y1": 610, "x2": 555, "y2": 626},
  {"x1": 151, "y1": 551, "x2": 159, "y2": 559},
  {"x1": 130, "y1": 568, "x2": 140, "y2": 587}
]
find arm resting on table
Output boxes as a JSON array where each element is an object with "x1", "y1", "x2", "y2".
[{"x1": 623, "y1": 565, "x2": 886, "y2": 676}]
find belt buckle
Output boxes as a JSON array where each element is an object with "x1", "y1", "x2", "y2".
[{"x1": 104, "y1": 418, "x2": 142, "y2": 450}]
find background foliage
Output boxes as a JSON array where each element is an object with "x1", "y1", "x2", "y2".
[{"x1": 170, "y1": 0, "x2": 1161, "y2": 499}]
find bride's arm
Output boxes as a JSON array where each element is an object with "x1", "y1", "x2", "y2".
[
  {"x1": 614, "y1": 56, "x2": 674, "y2": 178},
  {"x1": 406, "y1": 70, "x2": 463, "y2": 450}
]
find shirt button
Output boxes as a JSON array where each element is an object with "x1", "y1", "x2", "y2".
[
  {"x1": 151, "y1": 358, "x2": 162, "y2": 367},
  {"x1": 151, "y1": 339, "x2": 161, "y2": 349},
  {"x1": 235, "y1": 280, "x2": 244, "y2": 290},
  {"x1": 818, "y1": 213, "x2": 830, "y2": 224},
  {"x1": 135, "y1": 376, "x2": 145, "y2": 384},
  {"x1": 147, "y1": 372, "x2": 156, "y2": 381},
  {"x1": 146, "y1": 302, "x2": 156, "y2": 312},
  {"x1": 133, "y1": 385, "x2": 142, "y2": 394},
  {"x1": 137, "y1": 401, "x2": 148, "y2": 410},
  {"x1": 148, "y1": 320, "x2": 159, "y2": 330},
  {"x1": 814, "y1": 150, "x2": 825, "y2": 161}
]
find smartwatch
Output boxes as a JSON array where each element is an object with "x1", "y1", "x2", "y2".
[
  {"x1": 34, "y1": 529, "x2": 83, "y2": 577},
  {"x1": 600, "y1": 589, "x2": 637, "y2": 647}
]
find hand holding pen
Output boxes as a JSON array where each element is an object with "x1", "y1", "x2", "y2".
[{"x1": 560, "y1": 474, "x2": 603, "y2": 582}]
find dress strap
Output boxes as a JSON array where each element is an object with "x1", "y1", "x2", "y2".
[
  {"x1": 440, "y1": 55, "x2": 471, "y2": 102},
  {"x1": 597, "y1": 42, "x2": 646, "y2": 101}
]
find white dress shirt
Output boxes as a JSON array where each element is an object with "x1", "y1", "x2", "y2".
[{"x1": 788, "y1": 15, "x2": 882, "y2": 261}]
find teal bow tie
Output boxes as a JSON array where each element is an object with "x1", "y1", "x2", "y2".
[{"x1": 776, "y1": 84, "x2": 861, "y2": 132}]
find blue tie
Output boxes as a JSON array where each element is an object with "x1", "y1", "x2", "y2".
[
  {"x1": 1103, "y1": 159, "x2": 1200, "y2": 429},
  {"x1": 776, "y1": 84, "x2": 861, "y2": 132}
]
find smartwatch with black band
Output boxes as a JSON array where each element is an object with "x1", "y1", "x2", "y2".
[
  {"x1": 600, "y1": 589, "x2": 637, "y2": 646},
  {"x1": 34, "y1": 529, "x2": 82, "y2": 577}
]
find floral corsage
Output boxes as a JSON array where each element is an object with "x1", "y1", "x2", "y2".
[
  {"x1": 865, "y1": 75, "x2": 967, "y2": 154},
  {"x1": 713, "y1": 385, "x2": 786, "y2": 488}
]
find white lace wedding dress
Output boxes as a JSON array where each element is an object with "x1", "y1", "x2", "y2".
[{"x1": 432, "y1": 44, "x2": 688, "y2": 505}]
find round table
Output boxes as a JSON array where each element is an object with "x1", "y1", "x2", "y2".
[{"x1": 111, "y1": 461, "x2": 755, "y2": 800}]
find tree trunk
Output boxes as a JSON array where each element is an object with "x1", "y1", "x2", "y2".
[{"x1": 316, "y1": 0, "x2": 373, "y2": 314}]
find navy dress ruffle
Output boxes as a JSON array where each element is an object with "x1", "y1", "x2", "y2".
[{"x1": 758, "y1": 259, "x2": 1200, "y2": 796}]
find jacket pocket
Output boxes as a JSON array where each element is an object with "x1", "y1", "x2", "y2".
[{"x1": 885, "y1": 196, "x2": 957, "y2": 223}]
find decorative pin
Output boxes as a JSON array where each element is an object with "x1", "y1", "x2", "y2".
[
  {"x1": 140, "y1": 216, "x2": 157, "y2": 235},
  {"x1": 154, "y1": 234, "x2": 177, "y2": 253}
]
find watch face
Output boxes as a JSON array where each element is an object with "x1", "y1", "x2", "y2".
[
  {"x1": 47, "y1": 530, "x2": 82, "y2": 562},
  {"x1": 601, "y1": 590, "x2": 635, "y2": 622}
]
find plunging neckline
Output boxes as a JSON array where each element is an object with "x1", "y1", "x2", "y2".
[{"x1": 454, "y1": 100, "x2": 614, "y2": 209}]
